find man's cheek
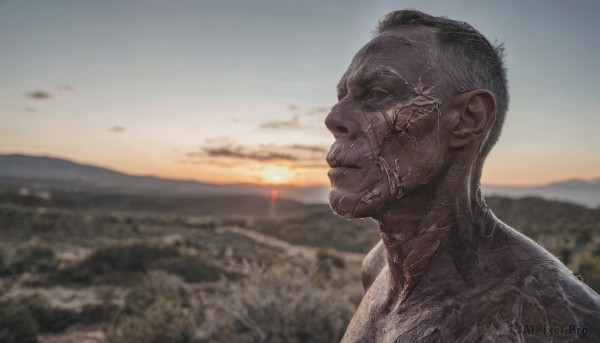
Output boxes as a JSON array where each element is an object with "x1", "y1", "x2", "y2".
[
  {"x1": 376, "y1": 114, "x2": 444, "y2": 196},
  {"x1": 408, "y1": 130, "x2": 447, "y2": 185}
]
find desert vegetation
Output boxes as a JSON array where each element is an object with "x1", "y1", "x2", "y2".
[{"x1": 0, "y1": 189, "x2": 598, "y2": 342}]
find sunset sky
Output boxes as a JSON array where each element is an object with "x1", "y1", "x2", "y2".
[{"x1": 1, "y1": 0, "x2": 599, "y2": 187}]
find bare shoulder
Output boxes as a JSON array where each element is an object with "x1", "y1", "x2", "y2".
[
  {"x1": 361, "y1": 240, "x2": 386, "y2": 291},
  {"x1": 489, "y1": 225, "x2": 600, "y2": 329}
]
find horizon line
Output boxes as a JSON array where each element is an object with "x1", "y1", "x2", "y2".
[{"x1": 2, "y1": 151, "x2": 598, "y2": 189}]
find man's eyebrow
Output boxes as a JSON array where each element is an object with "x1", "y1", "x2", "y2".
[
  {"x1": 371, "y1": 66, "x2": 410, "y2": 86},
  {"x1": 338, "y1": 66, "x2": 410, "y2": 92}
]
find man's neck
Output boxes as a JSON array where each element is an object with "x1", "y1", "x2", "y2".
[{"x1": 372, "y1": 173, "x2": 486, "y2": 311}]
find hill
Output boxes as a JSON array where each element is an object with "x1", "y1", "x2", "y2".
[
  {"x1": 484, "y1": 180, "x2": 600, "y2": 208},
  {"x1": 0, "y1": 154, "x2": 328, "y2": 203},
  {"x1": 1, "y1": 154, "x2": 599, "y2": 207}
]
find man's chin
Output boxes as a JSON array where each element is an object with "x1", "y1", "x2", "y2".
[{"x1": 328, "y1": 188, "x2": 379, "y2": 219}]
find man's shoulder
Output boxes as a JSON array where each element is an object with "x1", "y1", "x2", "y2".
[
  {"x1": 514, "y1": 259, "x2": 600, "y2": 325},
  {"x1": 479, "y1": 225, "x2": 600, "y2": 329},
  {"x1": 483, "y1": 223, "x2": 568, "y2": 269}
]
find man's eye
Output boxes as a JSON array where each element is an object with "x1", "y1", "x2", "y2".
[{"x1": 366, "y1": 88, "x2": 388, "y2": 100}]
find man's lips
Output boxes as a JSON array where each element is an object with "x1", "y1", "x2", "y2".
[
  {"x1": 327, "y1": 162, "x2": 361, "y2": 180},
  {"x1": 327, "y1": 160, "x2": 360, "y2": 169},
  {"x1": 326, "y1": 151, "x2": 360, "y2": 169},
  {"x1": 327, "y1": 166, "x2": 360, "y2": 180}
]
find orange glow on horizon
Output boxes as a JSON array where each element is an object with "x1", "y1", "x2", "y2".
[
  {"x1": 27, "y1": 149, "x2": 598, "y2": 188},
  {"x1": 258, "y1": 165, "x2": 296, "y2": 185},
  {"x1": 155, "y1": 162, "x2": 329, "y2": 187}
]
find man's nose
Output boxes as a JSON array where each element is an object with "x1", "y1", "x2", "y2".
[{"x1": 325, "y1": 101, "x2": 359, "y2": 141}]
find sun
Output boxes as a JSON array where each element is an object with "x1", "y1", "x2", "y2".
[{"x1": 260, "y1": 165, "x2": 295, "y2": 185}]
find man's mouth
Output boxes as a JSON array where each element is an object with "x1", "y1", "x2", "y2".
[
  {"x1": 327, "y1": 159, "x2": 361, "y2": 181},
  {"x1": 325, "y1": 147, "x2": 361, "y2": 169},
  {"x1": 327, "y1": 166, "x2": 360, "y2": 180},
  {"x1": 327, "y1": 160, "x2": 360, "y2": 169},
  {"x1": 326, "y1": 144, "x2": 363, "y2": 180}
]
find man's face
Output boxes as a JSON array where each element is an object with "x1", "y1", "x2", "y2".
[{"x1": 325, "y1": 28, "x2": 454, "y2": 218}]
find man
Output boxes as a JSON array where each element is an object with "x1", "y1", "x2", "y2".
[{"x1": 325, "y1": 10, "x2": 600, "y2": 342}]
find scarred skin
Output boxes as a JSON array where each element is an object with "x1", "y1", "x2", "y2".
[{"x1": 325, "y1": 27, "x2": 600, "y2": 342}]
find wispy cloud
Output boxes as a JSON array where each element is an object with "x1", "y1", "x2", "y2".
[
  {"x1": 28, "y1": 91, "x2": 52, "y2": 100},
  {"x1": 257, "y1": 104, "x2": 330, "y2": 130},
  {"x1": 260, "y1": 115, "x2": 304, "y2": 129},
  {"x1": 57, "y1": 84, "x2": 75, "y2": 93},
  {"x1": 197, "y1": 146, "x2": 298, "y2": 161},
  {"x1": 286, "y1": 144, "x2": 328, "y2": 153},
  {"x1": 108, "y1": 126, "x2": 125, "y2": 133},
  {"x1": 289, "y1": 103, "x2": 330, "y2": 116},
  {"x1": 180, "y1": 140, "x2": 328, "y2": 168},
  {"x1": 27, "y1": 85, "x2": 75, "y2": 102}
]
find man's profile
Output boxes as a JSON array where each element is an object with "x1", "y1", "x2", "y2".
[{"x1": 324, "y1": 10, "x2": 600, "y2": 342}]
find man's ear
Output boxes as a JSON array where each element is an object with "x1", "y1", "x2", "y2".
[{"x1": 449, "y1": 90, "x2": 496, "y2": 149}]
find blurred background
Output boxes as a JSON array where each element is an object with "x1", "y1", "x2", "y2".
[{"x1": 0, "y1": 1, "x2": 599, "y2": 342}]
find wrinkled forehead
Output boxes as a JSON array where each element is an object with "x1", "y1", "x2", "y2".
[{"x1": 338, "y1": 27, "x2": 438, "y2": 89}]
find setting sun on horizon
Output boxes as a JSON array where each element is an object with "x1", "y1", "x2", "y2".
[{"x1": 259, "y1": 165, "x2": 297, "y2": 185}]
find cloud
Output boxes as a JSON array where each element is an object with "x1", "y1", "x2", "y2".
[
  {"x1": 181, "y1": 140, "x2": 328, "y2": 168},
  {"x1": 305, "y1": 106, "x2": 330, "y2": 116},
  {"x1": 286, "y1": 144, "x2": 328, "y2": 153},
  {"x1": 258, "y1": 105, "x2": 331, "y2": 131},
  {"x1": 29, "y1": 91, "x2": 52, "y2": 100},
  {"x1": 260, "y1": 115, "x2": 304, "y2": 129},
  {"x1": 57, "y1": 84, "x2": 75, "y2": 93},
  {"x1": 198, "y1": 146, "x2": 297, "y2": 161},
  {"x1": 27, "y1": 85, "x2": 75, "y2": 102},
  {"x1": 288, "y1": 104, "x2": 330, "y2": 116},
  {"x1": 108, "y1": 126, "x2": 126, "y2": 133}
]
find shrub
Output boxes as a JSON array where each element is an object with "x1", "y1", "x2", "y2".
[
  {"x1": 19, "y1": 293, "x2": 78, "y2": 332},
  {"x1": 316, "y1": 248, "x2": 346, "y2": 269},
  {"x1": 11, "y1": 293, "x2": 120, "y2": 334},
  {"x1": 106, "y1": 297, "x2": 195, "y2": 343},
  {"x1": 0, "y1": 298, "x2": 38, "y2": 343},
  {"x1": 572, "y1": 227, "x2": 593, "y2": 246},
  {"x1": 123, "y1": 271, "x2": 191, "y2": 314},
  {"x1": 253, "y1": 212, "x2": 379, "y2": 253},
  {"x1": 213, "y1": 262, "x2": 354, "y2": 343},
  {"x1": 0, "y1": 248, "x2": 8, "y2": 275},
  {"x1": 106, "y1": 272, "x2": 196, "y2": 343},
  {"x1": 154, "y1": 256, "x2": 220, "y2": 283},
  {"x1": 57, "y1": 243, "x2": 180, "y2": 285},
  {"x1": 9, "y1": 245, "x2": 57, "y2": 274},
  {"x1": 79, "y1": 303, "x2": 120, "y2": 325},
  {"x1": 575, "y1": 254, "x2": 600, "y2": 293}
]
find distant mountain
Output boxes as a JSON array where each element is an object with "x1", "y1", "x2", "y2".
[
  {"x1": 0, "y1": 154, "x2": 327, "y2": 203},
  {"x1": 483, "y1": 180, "x2": 600, "y2": 208},
  {"x1": 1, "y1": 154, "x2": 599, "y2": 207},
  {"x1": 0, "y1": 154, "x2": 223, "y2": 192}
]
